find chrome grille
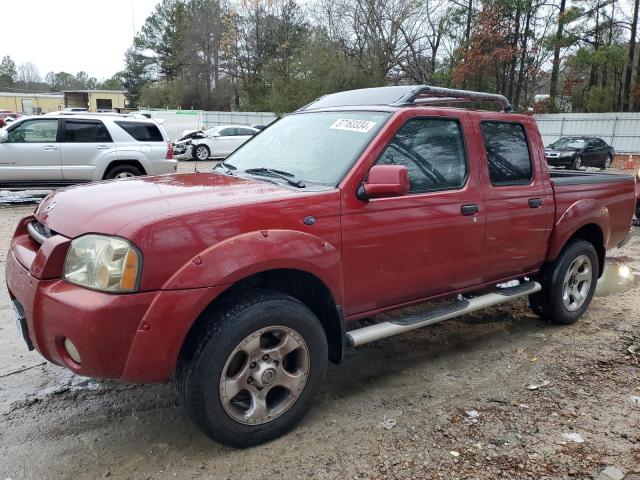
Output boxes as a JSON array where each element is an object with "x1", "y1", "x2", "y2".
[{"x1": 27, "y1": 220, "x2": 55, "y2": 244}]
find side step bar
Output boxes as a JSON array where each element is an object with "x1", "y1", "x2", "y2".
[{"x1": 346, "y1": 281, "x2": 541, "y2": 347}]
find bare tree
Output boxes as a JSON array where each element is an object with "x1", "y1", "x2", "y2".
[{"x1": 17, "y1": 62, "x2": 42, "y2": 90}]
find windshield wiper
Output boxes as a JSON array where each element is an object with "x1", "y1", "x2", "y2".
[
  {"x1": 215, "y1": 162, "x2": 236, "y2": 175},
  {"x1": 243, "y1": 168, "x2": 306, "y2": 188}
]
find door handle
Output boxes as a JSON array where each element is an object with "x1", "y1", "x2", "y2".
[
  {"x1": 461, "y1": 204, "x2": 479, "y2": 216},
  {"x1": 96, "y1": 145, "x2": 111, "y2": 149},
  {"x1": 43, "y1": 145, "x2": 58, "y2": 151},
  {"x1": 529, "y1": 198, "x2": 543, "y2": 208}
]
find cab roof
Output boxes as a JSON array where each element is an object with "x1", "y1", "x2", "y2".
[{"x1": 299, "y1": 85, "x2": 513, "y2": 113}]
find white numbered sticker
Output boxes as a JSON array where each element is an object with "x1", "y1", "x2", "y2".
[{"x1": 330, "y1": 119, "x2": 377, "y2": 133}]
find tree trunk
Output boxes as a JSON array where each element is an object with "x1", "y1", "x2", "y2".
[
  {"x1": 549, "y1": 0, "x2": 567, "y2": 112},
  {"x1": 623, "y1": 0, "x2": 639, "y2": 111},
  {"x1": 515, "y1": 1, "x2": 533, "y2": 107}
]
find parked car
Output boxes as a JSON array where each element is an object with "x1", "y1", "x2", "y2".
[
  {"x1": 174, "y1": 124, "x2": 259, "y2": 160},
  {"x1": 0, "y1": 114, "x2": 177, "y2": 187},
  {"x1": 0, "y1": 110, "x2": 20, "y2": 128},
  {"x1": 545, "y1": 136, "x2": 615, "y2": 169},
  {"x1": 251, "y1": 124, "x2": 268, "y2": 130},
  {"x1": 6, "y1": 86, "x2": 636, "y2": 448}
]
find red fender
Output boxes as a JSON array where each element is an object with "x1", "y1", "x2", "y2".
[
  {"x1": 546, "y1": 199, "x2": 610, "y2": 262},
  {"x1": 162, "y1": 229, "x2": 344, "y2": 305}
]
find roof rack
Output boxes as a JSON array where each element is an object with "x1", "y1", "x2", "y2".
[{"x1": 392, "y1": 85, "x2": 513, "y2": 113}]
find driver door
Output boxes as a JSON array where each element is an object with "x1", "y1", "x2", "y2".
[
  {"x1": 0, "y1": 118, "x2": 62, "y2": 182},
  {"x1": 341, "y1": 111, "x2": 487, "y2": 316}
]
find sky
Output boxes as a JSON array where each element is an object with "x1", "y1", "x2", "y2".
[{"x1": 1, "y1": 0, "x2": 161, "y2": 81}]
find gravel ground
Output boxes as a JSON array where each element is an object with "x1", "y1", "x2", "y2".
[{"x1": 0, "y1": 165, "x2": 638, "y2": 480}]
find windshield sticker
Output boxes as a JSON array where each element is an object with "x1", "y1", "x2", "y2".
[{"x1": 330, "y1": 119, "x2": 377, "y2": 133}]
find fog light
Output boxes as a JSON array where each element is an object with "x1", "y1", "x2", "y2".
[{"x1": 63, "y1": 338, "x2": 81, "y2": 364}]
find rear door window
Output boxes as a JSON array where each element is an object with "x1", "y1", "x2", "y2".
[
  {"x1": 64, "y1": 120, "x2": 111, "y2": 142},
  {"x1": 115, "y1": 121, "x2": 164, "y2": 142},
  {"x1": 219, "y1": 128, "x2": 237, "y2": 136},
  {"x1": 480, "y1": 122, "x2": 532, "y2": 186}
]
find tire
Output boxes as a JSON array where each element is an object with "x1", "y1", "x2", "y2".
[
  {"x1": 570, "y1": 155, "x2": 583, "y2": 170},
  {"x1": 529, "y1": 240, "x2": 599, "y2": 325},
  {"x1": 601, "y1": 154, "x2": 612, "y2": 170},
  {"x1": 193, "y1": 144, "x2": 210, "y2": 161},
  {"x1": 104, "y1": 164, "x2": 143, "y2": 180},
  {"x1": 177, "y1": 288, "x2": 328, "y2": 448}
]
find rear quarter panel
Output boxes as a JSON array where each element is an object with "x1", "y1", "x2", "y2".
[{"x1": 548, "y1": 178, "x2": 635, "y2": 261}]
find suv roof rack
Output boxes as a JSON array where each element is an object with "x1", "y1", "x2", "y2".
[{"x1": 392, "y1": 85, "x2": 513, "y2": 113}]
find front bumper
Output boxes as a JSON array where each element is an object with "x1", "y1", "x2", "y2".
[
  {"x1": 5, "y1": 218, "x2": 227, "y2": 383},
  {"x1": 546, "y1": 156, "x2": 574, "y2": 167}
]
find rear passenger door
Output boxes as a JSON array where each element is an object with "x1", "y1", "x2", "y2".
[
  {"x1": 215, "y1": 127, "x2": 239, "y2": 156},
  {"x1": 478, "y1": 120, "x2": 553, "y2": 281},
  {"x1": 60, "y1": 119, "x2": 115, "y2": 181}
]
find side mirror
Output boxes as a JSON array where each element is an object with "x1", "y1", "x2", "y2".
[
  {"x1": 211, "y1": 132, "x2": 221, "y2": 138},
  {"x1": 0, "y1": 129, "x2": 7, "y2": 143},
  {"x1": 357, "y1": 165, "x2": 410, "y2": 200}
]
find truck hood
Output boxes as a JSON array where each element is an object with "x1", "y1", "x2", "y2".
[{"x1": 35, "y1": 173, "x2": 297, "y2": 238}]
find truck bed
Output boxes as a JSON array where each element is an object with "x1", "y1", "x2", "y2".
[
  {"x1": 550, "y1": 169, "x2": 636, "y2": 251},
  {"x1": 549, "y1": 169, "x2": 634, "y2": 186}
]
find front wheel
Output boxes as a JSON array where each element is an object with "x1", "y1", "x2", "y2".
[
  {"x1": 193, "y1": 144, "x2": 211, "y2": 161},
  {"x1": 570, "y1": 155, "x2": 583, "y2": 170},
  {"x1": 529, "y1": 240, "x2": 599, "y2": 324},
  {"x1": 177, "y1": 289, "x2": 328, "y2": 447},
  {"x1": 601, "y1": 154, "x2": 612, "y2": 170}
]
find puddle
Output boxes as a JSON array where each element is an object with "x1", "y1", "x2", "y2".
[
  {"x1": 595, "y1": 262, "x2": 640, "y2": 297},
  {"x1": 0, "y1": 190, "x2": 50, "y2": 205}
]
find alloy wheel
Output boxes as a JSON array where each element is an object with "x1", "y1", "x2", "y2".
[
  {"x1": 219, "y1": 326, "x2": 310, "y2": 425},
  {"x1": 196, "y1": 146, "x2": 209, "y2": 160},
  {"x1": 562, "y1": 255, "x2": 592, "y2": 311},
  {"x1": 114, "y1": 171, "x2": 135, "y2": 179}
]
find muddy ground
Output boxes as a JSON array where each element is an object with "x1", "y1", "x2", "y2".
[{"x1": 0, "y1": 163, "x2": 639, "y2": 479}]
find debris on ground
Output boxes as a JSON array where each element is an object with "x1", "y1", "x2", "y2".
[
  {"x1": 597, "y1": 466, "x2": 625, "y2": 480},
  {"x1": 465, "y1": 410, "x2": 480, "y2": 423},
  {"x1": 526, "y1": 379, "x2": 550, "y2": 390},
  {"x1": 562, "y1": 432, "x2": 585, "y2": 443}
]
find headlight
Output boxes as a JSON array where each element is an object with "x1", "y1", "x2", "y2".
[{"x1": 64, "y1": 235, "x2": 141, "y2": 292}]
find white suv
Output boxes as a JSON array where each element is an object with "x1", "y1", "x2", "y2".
[{"x1": 0, "y1": 114, "x2": 177, "y2": 187}]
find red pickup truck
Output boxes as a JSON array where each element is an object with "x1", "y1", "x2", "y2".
[{"x1": 6, "y1": 86, "x2": 636, "y2": 447}]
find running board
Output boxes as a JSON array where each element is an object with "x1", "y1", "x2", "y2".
[{"x1": 346, "y1": 281, "x2": 541, "y2": 347}]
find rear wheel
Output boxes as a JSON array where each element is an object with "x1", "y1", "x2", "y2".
[
  {"x1": 104, "y1": 164, "x2": 143, "y2": 180},
  {"x1": 529, "y1": 240, "x2": 598, "y2": 324},
  {"x1": 193, "y1": 144, "x2": 210, "y2": 161},
  {"x1": 177, "y1": 289, "x2": 328, "y2": 448}
]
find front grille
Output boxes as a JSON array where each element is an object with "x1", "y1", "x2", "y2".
[{"x1": 27, "y1": 220, "x2": 56, "y2": 244}]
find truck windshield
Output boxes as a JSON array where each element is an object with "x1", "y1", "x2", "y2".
[{"x1": 223, "y1": 111, "x2": 391, "y2": 186}]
